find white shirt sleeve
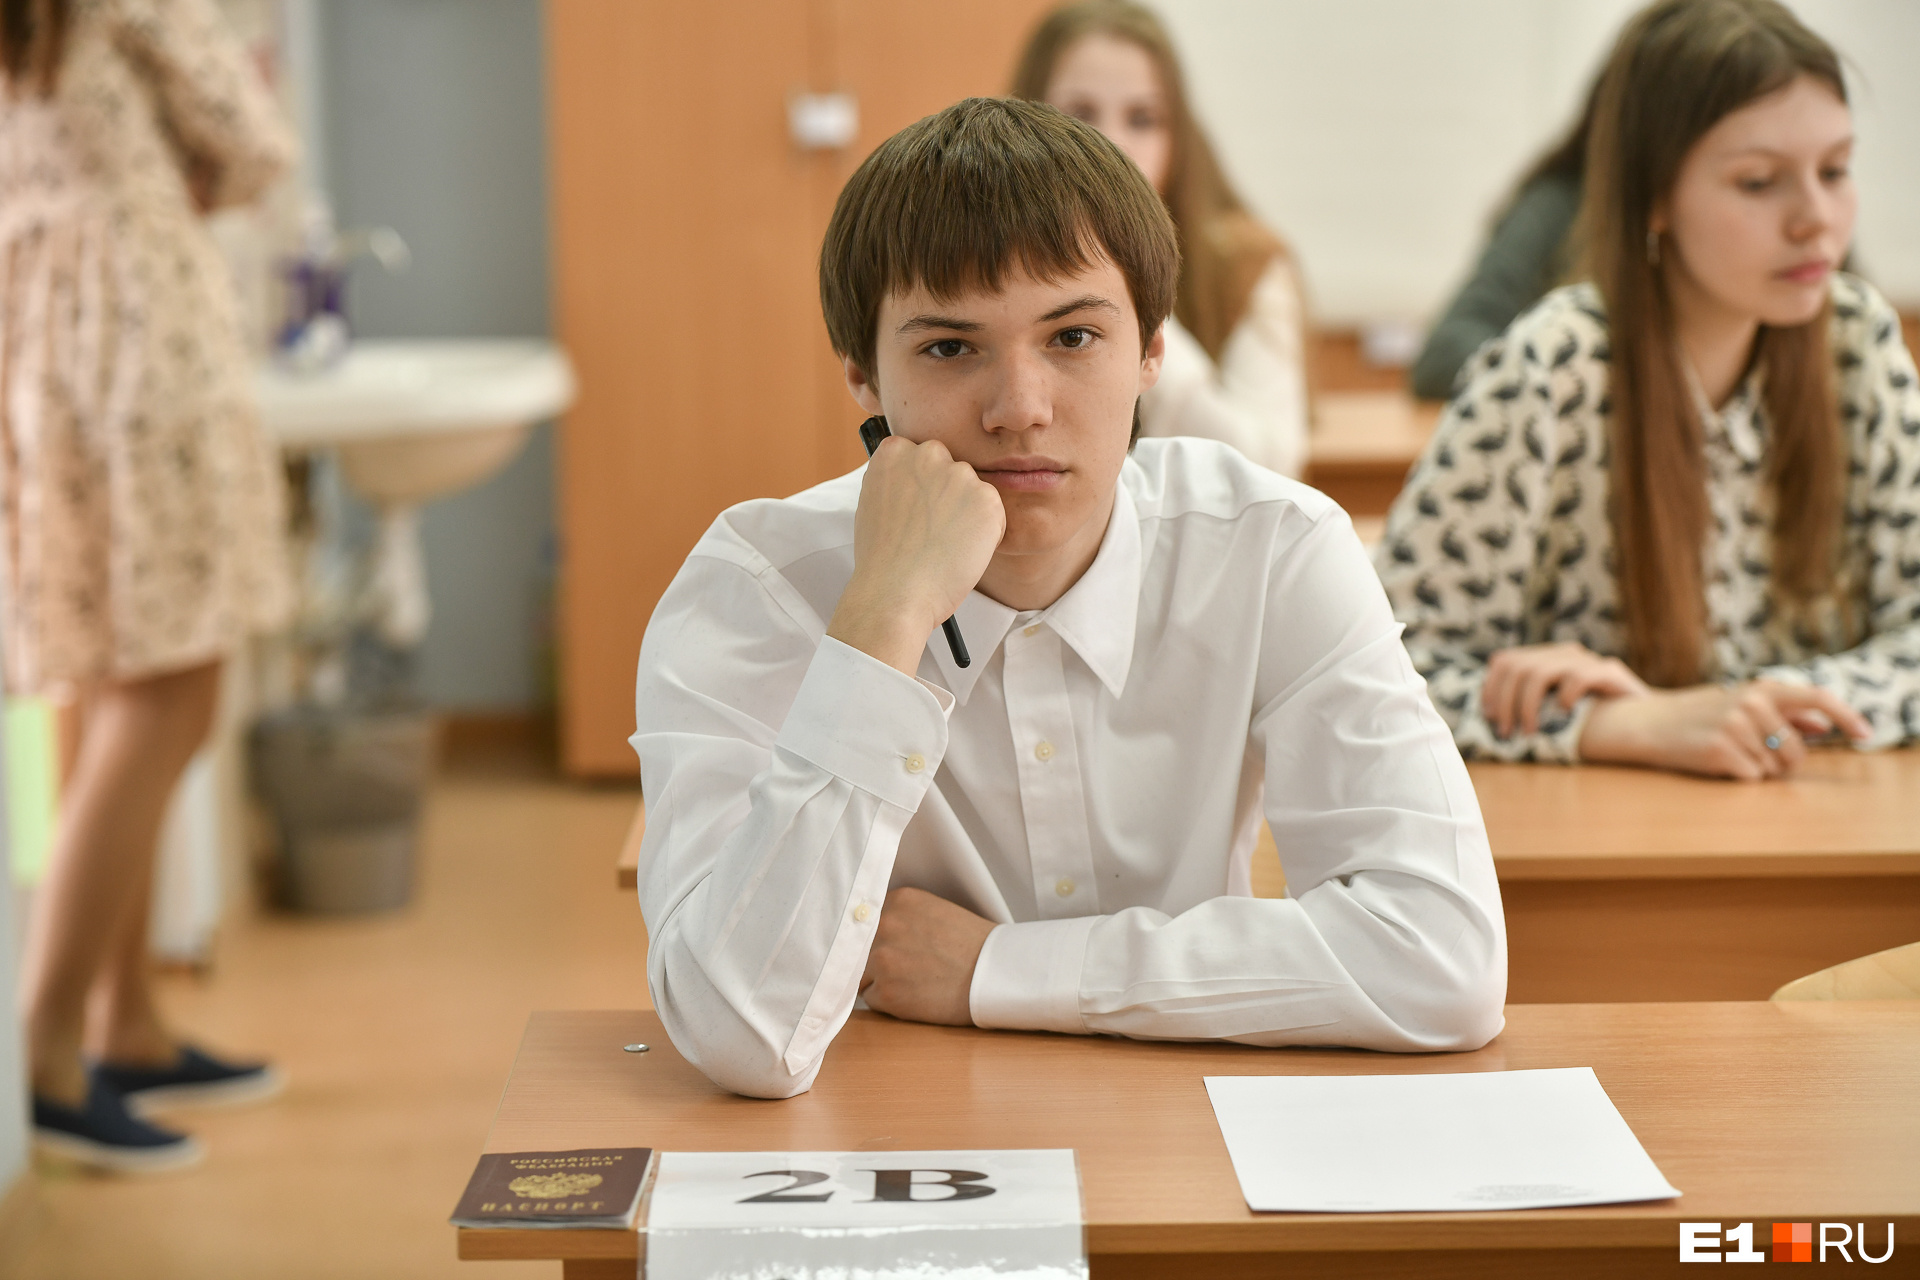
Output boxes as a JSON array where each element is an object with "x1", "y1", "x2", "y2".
[
  {"x1": 632, "y1": 550, "x2": 954, "y2": 1099},
  {"x1": 968, "y1": 511, "x2": 1508, "y2": 1052},
  {"x1": 1138, "y1": 259, "x2": 1311, "y2": 479}
]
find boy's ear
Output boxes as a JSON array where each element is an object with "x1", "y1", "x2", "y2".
[
  {"x1": 843, "y1": 356, "x2": 885, "y2": 416},
  {"x1": 1137, "y1": 323, "x2": 1167, "y2": 396}
]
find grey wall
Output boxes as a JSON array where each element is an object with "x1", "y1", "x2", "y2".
[{"x1": 319, "y1": 0, "x2": 555, "y2": 711}]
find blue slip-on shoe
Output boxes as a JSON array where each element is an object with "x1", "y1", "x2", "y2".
[
  {"x1": 33, "y1": 1081, "x2": 204, "y2": 1174},
  {"x1": 91, "y1": 1045, "x2": 285, "y2": 1114}
]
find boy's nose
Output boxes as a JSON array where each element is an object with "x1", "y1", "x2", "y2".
[{"x1": 981, "y1": 351, "x2": 1052, "y2": 435}]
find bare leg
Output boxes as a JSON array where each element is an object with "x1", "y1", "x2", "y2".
[
  {"x1": 84, "y1": 826, "x2": 174, "y2": 1067},
  {"x1": 19, "y1": 660, "x2": 222, "y2": 1104}
]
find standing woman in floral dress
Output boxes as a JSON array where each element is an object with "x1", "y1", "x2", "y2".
[{"x1": 2, "y1": 0, "x2": 294, "y2": 1170}]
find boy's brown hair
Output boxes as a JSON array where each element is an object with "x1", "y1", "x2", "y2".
[{"x1": 820, "y1": 96, "x2": 1179, "y2": 382}]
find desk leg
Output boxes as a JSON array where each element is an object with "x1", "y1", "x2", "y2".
[{"x1": 562, "y1": 1261, "x2": 632, "y2": 1280}]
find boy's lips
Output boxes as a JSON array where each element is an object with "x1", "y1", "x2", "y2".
[{"x1": 975, "y1": 457, "x2": 1067, "y2": 492}]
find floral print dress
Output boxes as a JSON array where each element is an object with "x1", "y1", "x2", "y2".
[
  {"x1": 0, "y1": 0, "x2": 294, "y2": 693},
  {"x1": 1376, "y1": 274, "x2": 1920, "y2": 762}
]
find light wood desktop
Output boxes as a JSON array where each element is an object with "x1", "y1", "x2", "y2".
[
  {"x1": 457, "y1": 1003, "x2": 1919, "y2": 1279},
  {"x1": 1304, "y1": 390, "x2": 1440, "y2": 516},
  {"x1": 1473, "y1": 748, "x2": 1920, "y2": 1002}
]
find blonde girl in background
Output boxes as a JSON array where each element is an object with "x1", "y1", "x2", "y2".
[
  {"x1": 2, "y1": 0, "x2": 294, "y2": 1170},
  {"x1": 1377, "y1": 0, "x2": 1919, "y2": 779},
  {"x1": 1013, "y1": 0, "x2": 1312, "y2": 478}
]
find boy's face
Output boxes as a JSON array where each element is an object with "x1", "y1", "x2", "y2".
[{"x1": 844, "y1": 256, "x2": 1163, "y2": 573}]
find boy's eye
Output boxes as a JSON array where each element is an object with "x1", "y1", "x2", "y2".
[
  {"x1": 1821, "y1": 164, "x2": 1850, "y2": 184},
  {"x1": 928, "y1": 339, "x2": 967, "y2": 359},
  {"x1": 1736, "y1": 174, "x2": 1774, "y2": 194},
  {"x1": 1057, "y1": 327, "x2": 1094, "y2": 349}
]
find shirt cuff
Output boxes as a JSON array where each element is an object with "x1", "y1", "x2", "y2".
[
  {"x1": 1557, "y1": 694, "x2": 1599, "y2": 764},
  {"x1": 969, "y1": 917, "x2": 1096, "y2": 1034},
  {"x1": 775, "y1": 636, "x2": 953, "y2": 812}
]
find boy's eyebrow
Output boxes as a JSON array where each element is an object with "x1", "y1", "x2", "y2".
[
  {"x1": 1040, "y1": 294, "x2": 1122, "y2": 322},
  {"x1": 894, "y1": 295, "x2": 1121, "y2": 335},
  {"x1": 897, "y1": 313, "x2": 984, "y2": 334}
]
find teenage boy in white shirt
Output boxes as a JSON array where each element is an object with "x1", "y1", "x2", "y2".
[{"x1": 632, "y1": 98, "x2": 1505, "y2": 1099}]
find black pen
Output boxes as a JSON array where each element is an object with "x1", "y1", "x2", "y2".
[{"x1": 858, "y1": 415, "x2": 971, "y2": 669}]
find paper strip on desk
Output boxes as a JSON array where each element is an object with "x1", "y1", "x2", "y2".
[
  {"x1": 1205, "y1": 1067, "x2": 1679, "y2": 1212},
  {"x1": 646, "y1": 1149, "x2": 1086, "y2": 1279}
]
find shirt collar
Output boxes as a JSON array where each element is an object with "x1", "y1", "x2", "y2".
[
  {"x1": 1682, "y1": 355, "x2": 1767, "y2": 466},
  {"x1": 925, "y1": 479, "x2": 1142, "y2": 704},
  {"x1": 1719, "y1": 367, "x2": 1767, "y2": 465}
]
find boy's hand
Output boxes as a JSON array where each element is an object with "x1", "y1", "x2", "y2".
[
  {"x1": 859, "y1": 887, "x2": 996, "y2": 1026},
  {"x1": 827, "y1": 436, "x2": 1004, "y2": 675}
]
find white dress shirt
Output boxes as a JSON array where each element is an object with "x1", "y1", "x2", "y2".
[
  {"x1": 632, "y1": 437, "x2": 1506, "y2": 1099},
  {"x1": 1138, "y1": 259, "x2": 1310, "y2": 478}
]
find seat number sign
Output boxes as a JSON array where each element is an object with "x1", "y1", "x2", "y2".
[{"x1": 644, "y1": 1149, "x2": 1085, "y2": 1279}]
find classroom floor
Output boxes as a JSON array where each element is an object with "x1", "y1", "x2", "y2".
[{"x1": 0, "y1": 747, "x2": 649, "y2": 1280}]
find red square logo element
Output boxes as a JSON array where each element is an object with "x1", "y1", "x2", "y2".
[{"x1": 1773, "y1": 1222, "x2": 1813, "y2": 1262}]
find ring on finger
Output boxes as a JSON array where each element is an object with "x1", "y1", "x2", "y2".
[{"x1": 1764, "y1": 733, "x2": 1783, "y2": 751}]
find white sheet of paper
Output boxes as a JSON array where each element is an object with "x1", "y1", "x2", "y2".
[
  {"x1": 1205, "y1": 1067, "x2": 1680, "y2": 1213},
  {"x1": 645, "y1": 1149, "x2": 1085, "y2": 1279}
]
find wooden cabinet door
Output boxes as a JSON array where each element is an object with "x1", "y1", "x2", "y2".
[{"x1": 551, "y1": 0, "x2": 1056, "y2": 776}]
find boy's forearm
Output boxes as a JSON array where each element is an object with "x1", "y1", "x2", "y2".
[
  {"x1": 637, "y1": 637, "x2": 952, "y2": 1096},
  {"x1": 827, "y1": 585, "x2": 939, "y2": 677},
  {"x1": 967, "y1": 885, "x2": 1505, "y2": 1053}
]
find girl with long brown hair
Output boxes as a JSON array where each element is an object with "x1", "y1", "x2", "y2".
[
  {"x1": 1012, "y1": 0, "x2": 1311, "y2": 478},
  {"x1": 1377, "y1": 0, "x2": 1918, "y2": 780},
  {"x1": 4, "y1": 0, "x2": 293, "y2": 1169}
]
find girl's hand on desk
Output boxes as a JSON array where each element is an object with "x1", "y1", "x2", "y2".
[
  {"x1": 1482, "y1": 642, "x2": 1650, "y2": 738},
  {"x1": 1578, "y1": 680, "x2": 1871, "y2": 780},
  {"x1": 859, "y1": 887, "x2": 996, "y2": 1027}
]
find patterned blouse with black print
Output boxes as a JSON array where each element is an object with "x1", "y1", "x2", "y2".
[{"x1": 1376, "y1": 273, "x2": 1920, "y2": 763}]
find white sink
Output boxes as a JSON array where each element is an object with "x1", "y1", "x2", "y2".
[
  {"x1": 256, "y1": 339, "x2": 576, "y2": 646},
  {"x1": 258, "y1": 339, "x2": 575, "y2": 499}
]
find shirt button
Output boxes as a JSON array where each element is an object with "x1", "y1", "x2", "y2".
[
  {"x1": 1023, "y1": 624, "x2": 1041, "y2": 637},
  {"x1": 852, "y1": 902, "x2": 872, "y2": 923},
  {"x1": 1054, "y1": 878, "x2": 1075, "y2": 897},
  {"x1": 1034, "y1": 740, "x2": 1055, "y2": 762},
  {"x1": 903, "y1": 753, "x2": 925, "y2": 774}
]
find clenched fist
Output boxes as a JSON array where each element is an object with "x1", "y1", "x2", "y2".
[{"x1": 827, "y1": 435, "x2": 1006, "y2": 675}]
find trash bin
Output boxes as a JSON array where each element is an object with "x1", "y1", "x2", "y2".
[{"x1": 249, "y1": 704, "x2": 437, "y2": 913}]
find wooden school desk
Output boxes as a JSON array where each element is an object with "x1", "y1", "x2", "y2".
[
  {"x1": 617, "y1": 806, "x2": 644, "y2": 891},
  {"x1": 1303, "y1": 390, "x2": 1440, "y2": 516},
  {"x1": 456, "y1": 1003, "x2": 1920, "y2": 1279},
  {"x1": 1475, "y1": 748, "x2": 1920, "y2": 1003},
  {"x1": 617, "y1": 751, "x2": 1920, "y2": 1003}
]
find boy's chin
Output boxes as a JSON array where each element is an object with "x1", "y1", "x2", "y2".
[{"x1": 996, "y1": 514, "x2": 1087, "y2": 560}]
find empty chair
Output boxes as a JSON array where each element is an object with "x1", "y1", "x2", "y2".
[{"x1": 1771, "y1": 942, "x2": 1920, "y2": 1001}]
